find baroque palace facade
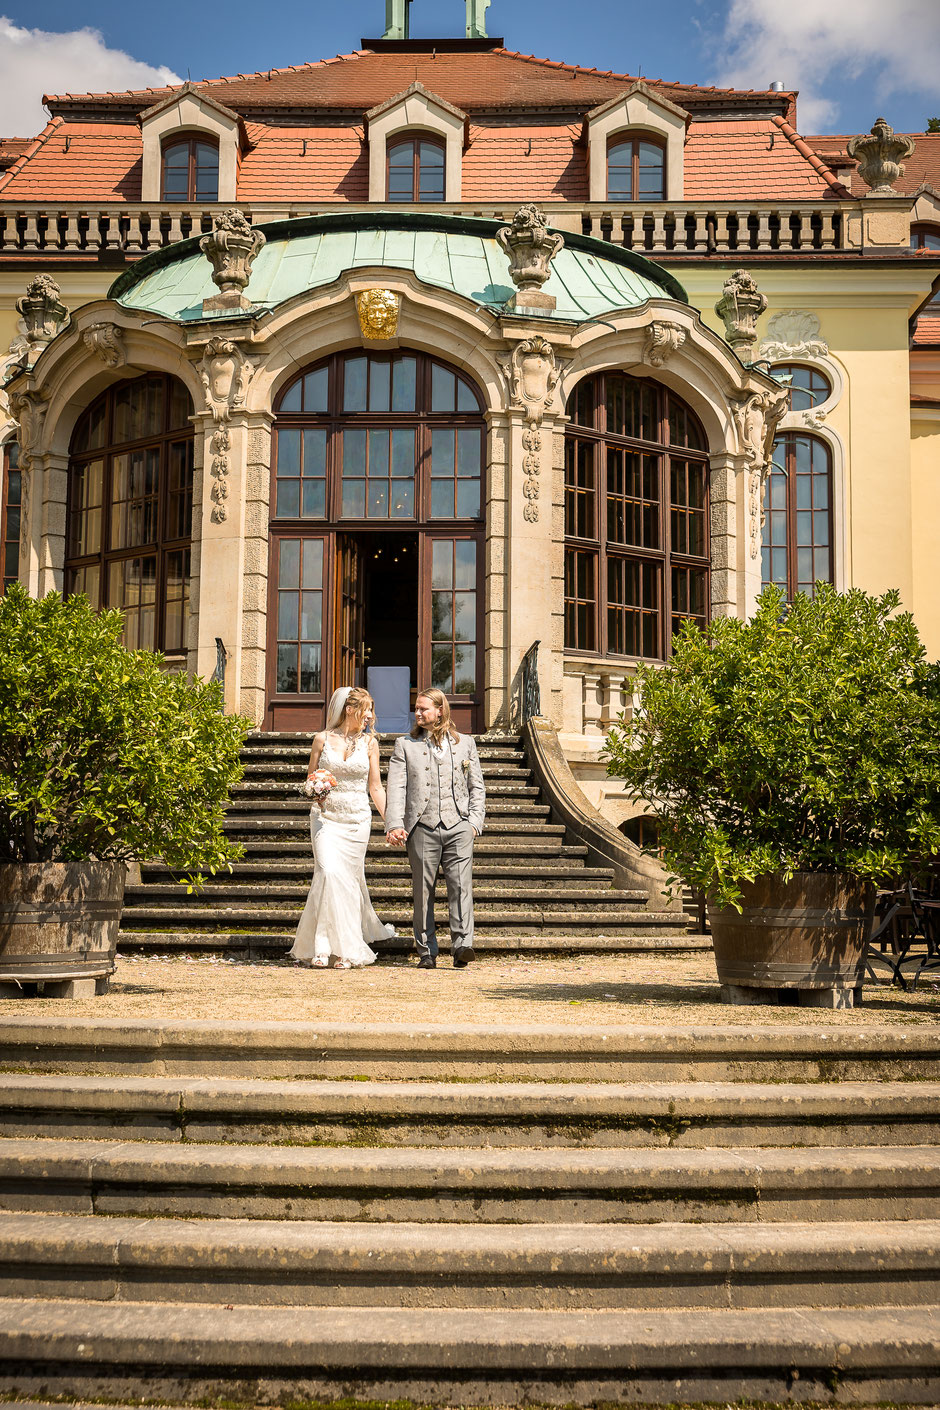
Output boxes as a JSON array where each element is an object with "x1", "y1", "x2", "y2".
[{"x1": 0, "y1": 0, "x2": 938, "y2": 821}]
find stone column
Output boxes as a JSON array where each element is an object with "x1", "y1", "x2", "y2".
[
  {"x1": 191, "y1": 407, "x2": 273, "y2": 723},
  {"x1": 37, "y1": 450, "x2": 69, "y2": 596}
]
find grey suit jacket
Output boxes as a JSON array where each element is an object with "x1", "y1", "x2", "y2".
[{"x1": 385, "y1": 732, "x2": 486, "y2": 836}]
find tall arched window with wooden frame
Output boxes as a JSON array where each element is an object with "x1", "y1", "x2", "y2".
[
  {"x1": 606, "y1": 133, "x2": 666, "y2": 201},
  {"x1": 66, "y1": 373, "x2": 195, "y2": 654},
  {"x1": 386, "y1": 135, "x2": 446, "y2": 202},
  {"x1": 161, "y1": 135, "x2": 219, "y2": 202},
  {"x1": 761, "y1": 432, "x2": 833, "y2": 600},
  {"x1": 564, "y1": 372, "x2": 710, "y2": 660},
  {"x1": 0, "y1": 439, "x2": 21, "y2": 593}
]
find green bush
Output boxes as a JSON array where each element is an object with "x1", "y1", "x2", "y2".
[
  {"x1": 604, "y1": 584, "x2": 940, "y2": 910},
  {"x1": 0, "y1": 585, "x2": 250, "y2": 877}
]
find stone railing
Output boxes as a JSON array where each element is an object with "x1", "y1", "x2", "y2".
[{"x1": 0, "y1": 198, "x2": 893, "y2": 259}]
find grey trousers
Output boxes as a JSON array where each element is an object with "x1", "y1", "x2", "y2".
[{"x1": 406, "y1": 820, "x2": 475, "y2": 958}]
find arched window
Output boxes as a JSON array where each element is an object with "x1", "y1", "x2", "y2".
[
  {"x1": 1, "y1": 439, "x2": 20, "y2": 593},
  {"x1": 911, "y1": 224, "x2": 940, "y2": 251},
  {"x1": 161, "y1": 136, "x2": 219, "y2": 202},
  {"x1": 564, "y1": 372, "x2": 709, "y2": 659},
  {"x1": 268, "y1": 351, "x2": 484, "y2": 727},
  {"x1": 386, "y1": 136, "x2": 446, "y2": 202},
  {"x1": 772, "y1": 363, "x2": 831, "y2": 414},
  {"x1": 607, "y1": 134, "x2": 666, "y2": 201},
  {"x1": 66, "y1": 374, "x2": 194, "y2": 653},
  {"x1": 761, "y1": 432, "x2": 833, "y2": 601}
]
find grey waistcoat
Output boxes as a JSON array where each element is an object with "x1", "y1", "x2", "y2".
[{"x1": 418, "y1": 744, "x2": 461, "y2": 828}]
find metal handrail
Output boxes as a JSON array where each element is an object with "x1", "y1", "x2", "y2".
[
  {"x1": 211, "y1": 638, "x2": 227, "y2": 694},
  {"x1": 520, "y1": 640, "x2": 541, "y2": 722}
]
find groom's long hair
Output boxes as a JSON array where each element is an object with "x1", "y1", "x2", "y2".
[{"x1": 411, "y1": 687, "x2": 459, "y2": 747}]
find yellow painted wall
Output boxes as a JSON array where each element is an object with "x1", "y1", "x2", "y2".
[
  {"x1": 910, "y1": 416, "x2": 940, "y2": 659},
  {"x1": 674, "y1": 264, "x2": 935, "y2": 655}
]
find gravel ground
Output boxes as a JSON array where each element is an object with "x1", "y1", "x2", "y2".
[{"x1": 0, "y1": 952, "x2": 937, "y2": 1027}]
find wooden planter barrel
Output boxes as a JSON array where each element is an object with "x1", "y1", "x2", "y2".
[
  {"x1": 0, "y1": 861, "x2": 125, "y2": 992},
  {"x1": 707, "y1": 872, "x2": 875, "y2": 1009}
]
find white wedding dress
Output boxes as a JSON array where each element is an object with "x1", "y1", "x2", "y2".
[{"x1": 289, "y1": 734, "x2": 395, "y2": 968}]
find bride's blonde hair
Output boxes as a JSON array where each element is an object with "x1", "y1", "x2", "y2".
[{"x1": 325, "y1": 686, "x2": 376, "y2": 734}]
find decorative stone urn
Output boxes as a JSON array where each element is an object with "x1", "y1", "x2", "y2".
[
  {"x1": 847, "y1": 119, "x2": 916, "y2": 196},
  {"x1": 496, "y1": 204, "x2": 564, "y2": 312},
  {"x1": 199, "y1": 210, "x2": 266, "y2": 312},
  {"x1": 15, "y1": 274, "x2": 68, "y2": 346},
  {"x1": 0, "y1": 861, "x2": 125, "y2": 998},
  {"x1": 715, "y1": 269, "x2": 768, "y2": 357}
]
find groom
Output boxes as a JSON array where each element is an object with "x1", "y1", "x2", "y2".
[{"x1": 385, "y1": 689, "x2": 486, "y2": 969}]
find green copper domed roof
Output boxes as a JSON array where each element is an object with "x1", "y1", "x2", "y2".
[{"x1": 109, "y1": 211, "x2": 687, "y2": 323}]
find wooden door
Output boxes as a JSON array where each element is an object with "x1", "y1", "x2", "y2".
[{"x1": 333, "y1": 533, "x2": 366, "y2": 688}]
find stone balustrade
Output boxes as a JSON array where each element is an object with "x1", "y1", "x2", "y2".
[
  {"x1": 0, "y1": 198, "x2": 890, "y2": 260},
  {"x1": 562, "y1": 659, "x2": 640, "y2": 741}
]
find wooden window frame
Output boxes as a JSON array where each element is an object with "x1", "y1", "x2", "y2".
[
  {"x1": 771, "y1": 362, "x2": 832, "y2": 415},
  {"x1": 563, "y1": 372, "x2": 710, "y2": 662},
  {"x1": 160, "y1": 134, "x2": 220, "y2": 202},
  {"x1": 606, "y1": 133, "x2": 666, "y2": 202},
  {"x1": 385, "y1": 134, "x2": 446, "y2": 203},
  {"x1": 65, "y1": 374, "x2": 195, "y2": 654},
  {"x1": 1, "y1": 439, "x2": 21, "y2": 593},
  {"x1": 761, "y1": 431, "x2": 834, "y2": 602},
  {"x1": 911, "y1": 223, "x2": 940, "y2": 251}
]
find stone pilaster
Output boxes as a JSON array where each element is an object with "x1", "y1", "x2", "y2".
[
  {"x1": 710, "y1": 450, "x2": 762, "y2": 622},
  {"x1": 191, "y1": 408, "x2": 273, "y2": 723},
  {"x1": 482, "y1": 412, "x2": 510, "y2": 730},
  {"x1": 36, "y1": 451, "x2": 68, "y2": 597}
]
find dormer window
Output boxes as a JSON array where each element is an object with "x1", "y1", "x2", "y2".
[
  {"x1": 161, "y1": 136, "x2": 220, "y2": 202},
  {"x1": 387, "y1": 136, "x2": 446, "y2": 202},
  {"x1": 607, "y1": 135, "x2": 666, "y2": 201}
]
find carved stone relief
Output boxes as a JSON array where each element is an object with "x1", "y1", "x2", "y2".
[
  {"x1": 209, "y1": 424, "x2": 231, "y2": 525},
  {"x1": 83, "y1": 322, "x2": 126, "y2": 369},
  {"x1": 759, "y1": 310, "x2": 828, "y2": 362},
  {"x1": 643, "y1": 320, "x2": 686, "y2": 367},
  {"x1": 15, "y1": 274, "x2": 68, "y2": 346},
  {"x1": 9, "y1": 388, "x2": 48, "y2": 558},
  {"x1": 198, "y1": 336, "x2": 258, "y2": 423},
  {"x1": 499, "y1": 336, "x2": 565, "y2": 525},
  {"x1": 730, "y1": 385, "x2": 789, "y2": 558}
]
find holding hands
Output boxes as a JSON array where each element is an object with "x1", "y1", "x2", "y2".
[{"x1": 386, "y1": 828, "x2": 408, "y2": 847}]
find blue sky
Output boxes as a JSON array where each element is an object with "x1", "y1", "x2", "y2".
[{"x1": 1, "y1": 0, "x2": 938, "y2": 139}]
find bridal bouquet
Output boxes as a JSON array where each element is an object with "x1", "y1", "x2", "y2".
[{"x1": 301, "y1": 768, "x2": 337, "y2": 807}]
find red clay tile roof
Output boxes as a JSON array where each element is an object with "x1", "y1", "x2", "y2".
[
  {"x1": 0, "y1": 108, "x2": 843, "y2": 205},
  {"x1": 684, "y1": 118, "x2": 845, "y2": 200},
  {"x1": 0, "y1": 138, "x2": 32, "y2": 171},
  {"x1": 0, "y1": 118, "x2": 142, "y2": 201},
  {"x1": 912, "y1": 314, "x2": 940, "y2": 346},
  {"x1": 43, "y1": 46, "x2": 794, "y2": 117},
  {"x1": 807, "y1": 131, "x2": 940, "y2": 197}
]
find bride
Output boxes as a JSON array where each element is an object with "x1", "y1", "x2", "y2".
[{"x1": 290, "y1": 686, "x2": 396, "y2": 970}]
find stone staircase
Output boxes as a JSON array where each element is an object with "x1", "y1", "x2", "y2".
[
  {"x1": 0, "y1": 1015, "x2": 937, "y2": 1404},
  {"x1": 119, "y1": 732, "x2": 701, "y2": 957}
]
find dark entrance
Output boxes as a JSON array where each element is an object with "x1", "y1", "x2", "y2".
[{"x1": 359, "y1": 530, "x2": 420, "y2": 686}]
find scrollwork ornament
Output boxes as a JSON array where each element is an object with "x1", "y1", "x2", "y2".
[
  {"x1": 499, "y1": 336, "x2": 561, "y2": 428},
  {"x1": 523, "y1": 501, "x2": 539, "y2": 523},
  {"x1": 198, "y1": 337, "x2": 258, "y2": 423},
  {"x1": 759, "y1": 310, "x2": 828, "y2": 362},
  {"x1": 644, "y1": 320, "x2": 686, "y2": 368},
  {"x1": 83, "y1": 322, "x2": 126, "y2": 369}
]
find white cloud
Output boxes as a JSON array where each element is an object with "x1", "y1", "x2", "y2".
[
  {"x1": 714, "y1": 0, "x2": 940, "y2": 131},
  {"x1": 0, "y1": 16, "x2": 181, "y2": 138}
]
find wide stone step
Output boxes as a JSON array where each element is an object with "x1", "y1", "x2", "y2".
[
  {"x1": 4, "y1": 1018, "x2": 935, "y2": 1082},
  {"x1": 117, "y1": 905, "x2": 688, "y2": 931},
  {"x1": 3, "y1": 1213, "x2": 938, "y2": 1310},
  {"x1": 226, "y1": 836, "x2": 581, "y2": 856},
  {"x1": 3, "y1": 1077, "x2": 939, "y2": 1148},
  {"x1": 224, "y1": 798, "x2": 548, "y2": 817},
  {"x1": 231, "y1": 782, "x2": 539, "y2": 802},
  {"x1": 140, "y1": 861, "x2": 616, "y2": 882},
  {"x1": 224, "y1": 816, "x2": 559, "y2": 834},
  {"x1": 3, "y1": 1297, "x2": 937, "y2": 1405},
  {"x1": 240, "y1": 762, "x2": 532, "y2": 780},
  {"x1": 123, "y1": 883, "x2": 637, "y2": 904},
  {"x1": 116, "y1": 930, "x2": 707, "y2": 954},
  {"x1": 2, "y1": 1138, "x2": 937, "y2": 1223}
]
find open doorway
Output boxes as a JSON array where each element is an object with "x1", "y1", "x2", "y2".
[{"x1": 359, "y1": 530, "x2": 419, "y2": 689}]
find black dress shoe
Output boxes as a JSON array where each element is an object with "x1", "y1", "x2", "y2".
[
  {"x1": 417, "y1": 956, "x2": 436, "y2": 969},
  {"x1": 453, "y1": 948, "x2": 476, "y2": 968}
]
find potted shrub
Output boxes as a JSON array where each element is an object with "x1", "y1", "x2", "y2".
[
  {"x1": 604, "y1": 584, "x2": 940, "y2": 1008},
  {"x1": 0, "y1": 586, "x2": 250, "y2": 996}
]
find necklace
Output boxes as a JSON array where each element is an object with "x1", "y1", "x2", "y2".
[{"x1": 332, "y1": 728, "x2": 364, "y2": 760}]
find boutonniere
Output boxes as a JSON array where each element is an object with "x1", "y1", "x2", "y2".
[{"x1": 461, "y1": 759, "x2": 471, "y2": 776}]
